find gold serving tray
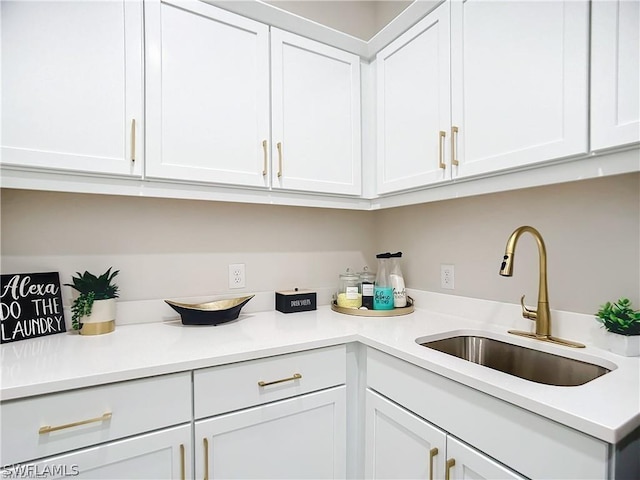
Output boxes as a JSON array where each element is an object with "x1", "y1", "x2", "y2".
[{"x1": 331, "y1": 297, "x2": 414, "y2": 317}]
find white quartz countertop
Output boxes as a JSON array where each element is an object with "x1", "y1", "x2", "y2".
[{"x1": 2, "y1": 296, "x2": 639, "y2": 444}]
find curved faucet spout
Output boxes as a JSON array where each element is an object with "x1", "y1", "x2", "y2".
[
  {"x1": 499, "y1": 226, "x2": 584, "y2": 348},
  {"x1": 500, "y1": 226, "x2": 549, "y2": 336}
]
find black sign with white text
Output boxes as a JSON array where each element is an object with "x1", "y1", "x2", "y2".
[{"x1": 1, "y1": 272, "x2": 66, "y2": 343}]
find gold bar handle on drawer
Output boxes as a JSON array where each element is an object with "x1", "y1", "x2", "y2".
[
  {"x1": 445, "y1": 458, "x2": 455, "y2": 480},
  {"x1": 438, "y1": 130, "x2": 446, "y2": 169},
  {"x1": 258, "y1": 373, "x2": 302, "y2": 387},
  {"x1": 276, "y1": 142, "x2": 283, "y2": 178},
  {"x1": 451, "y1": 125, "x2": 459, "y2": 166},
  {"x1": 262, "y1": 140, "x2": 268, "y2": 176},
  {"x1": 203, "y1": 438, "x2": 209, "y2": 480},
  {"x1": 131, "y1": 119, "x2": 136, "y2": 163},
  {"x1": 429, "y1": 447, "x2": 438, "y2": 480},
  {"x1": 39, "y1": 412, "x2": 112, "y2": 434},
  {"x1": 180, "y1": 444, "x2": 186, "y2": 480}
]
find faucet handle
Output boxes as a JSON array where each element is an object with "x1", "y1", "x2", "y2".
[{"x1": 520, "y1": 295, "x2": 537, "y2": 320}]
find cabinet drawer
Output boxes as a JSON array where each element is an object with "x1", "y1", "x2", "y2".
[
  {"x1": 1, "y1": 372, "x2": 191, "y2": 465},
  {"x1": 366, "y1": 347, "x2": 608, "y2": 480},
  {"x1": 194, "y1": 345, "x2": 345, "y2": 419}
]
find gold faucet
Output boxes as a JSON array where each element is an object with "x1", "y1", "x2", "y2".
[{"x1": 499, "y1": 226, "x2": 584, "y2": 348}]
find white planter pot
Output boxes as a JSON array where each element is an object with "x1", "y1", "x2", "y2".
[
  {"x1": 600, "y1": 330, "x2": 640, "y2": 357},
  {"x1": 80, "y1": 298, "x2": 116, "y2": 336}
]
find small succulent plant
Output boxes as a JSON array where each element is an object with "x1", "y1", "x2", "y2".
[
  {"x1": 595, "y1": 298, "x2": 640, "y2": 336},
  {"x1": 65, "y1": 268, "x2": 119, "y2": 330}
]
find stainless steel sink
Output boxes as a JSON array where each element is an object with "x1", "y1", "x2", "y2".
[{"x1": 418, "y1": 335, "x2": 610, "y2": 386}]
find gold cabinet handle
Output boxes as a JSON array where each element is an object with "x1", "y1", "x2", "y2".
[
  {"x1": 445, "y1": 458, "x2": 455, "y2": 480},
  {"x1": 438, "y1": 130, "x2": 446, "y2": 169},
  {"x1": 131, "y1": 119, "x2": 136, "y2": 163},
  {"x1": 276, "y1": 142, "x2": 283, "y2": 178},
  {"x1": 180, "y1": 444, "x2": 186, "y2": 480},
  {"x1": 203, "y1": 437, "x2": 209, "y2": 480},
  {"x1": 258, "y1": 373, "x2": 302, "y2": 387},
  {"x1": 262, "y1": 140, "x2": 268, "y2": 176},
  {"x1": 429, "y1": 447, "x2": 438, "y2": 480},
  {"x1": 39, "y1": 412, "x2": 112, "y2": 434},
  {"x1": 451, "y1": 126, "x2": 459, "y2": 166}
]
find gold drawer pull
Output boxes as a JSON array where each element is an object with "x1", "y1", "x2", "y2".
[
  {"x1": 429, "y1": 447, "x2": 438, "y2": 480},
  {"x1": 262, "y1": 139, "x2": 268, "y2": 176},
  {"x1": 438, "y1": 130, "x2": 446, "y2": 169},
  {"x1": 451, "y1": 125, "x2": 459, "y2": 166},
  {"x1": 180, "y1": 444, "x2": 186, "y2": 480},
  {"x1": 445, "y1": 458, "x2": 455, "y2": 480},
  {"x1": 39, "y1": 412, "x2": 112, "y2": 434},
  {"x1": 276, "y1": 142, "x2": 283, "y2": 178},
  {"x1": 131, "y1": 119, "x2": 136, "y2": 163},
  {"x1": 203, "y1": 437, "x2": 209, "y2": 480},
  {"x1": 258, "y1": 373, "x2": 302, "y2": 387}
]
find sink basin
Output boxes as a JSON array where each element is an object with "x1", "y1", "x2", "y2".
[{"x1": 418, "y1": 335, "x2": 611, "y2": 386}]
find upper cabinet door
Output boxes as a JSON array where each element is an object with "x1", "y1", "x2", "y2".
[
  {"x1": 145, "y1": 0, "x2": 270, "y2": 187},
  {"x1": 271, "y1": 28, "x2": 362, "y2": 196},
  {"x1": 591, "y1": 0, "x2": 640, "y2": 151},
  {"x1": 376, "y1": 3, "x2": 452, "y2": 194},
  {"x1": 451, "y1": 0, "x2": 589, "y2": 178},
  {"x1": 1, "y1": 0, "x2": 143, "y2": 176}
]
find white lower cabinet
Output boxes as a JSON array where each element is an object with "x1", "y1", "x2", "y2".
[
  {"x1": 3, "y1": 424, "x2": 191, "y2": 480},
  {"x1": 0, "y1": 372, "x2": 192, "y2": 479},
  {"x1": 195, "y1": 386, "x2": 346, "y2": 479},
  {"x1": 445, "y1": 436, "x2": 524, "y2": 480},
  {"x1": 366, "y1": 347, "x2": 610, "y2": 480},
  {"x1": 365, "y1": 389, "x2": 446, "y2": 479},
  {"x1": 193, "y1": 345, "x2": 348, "y2": 479},
  {"x1": 365, "y1": 389, "x2": 523, "y2": 480}
]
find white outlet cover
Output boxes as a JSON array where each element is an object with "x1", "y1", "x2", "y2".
[
  {"x1": 440, "y1": 264, "x2": 454, "y2": 290},
  {"x1": 229, "y1": 263, "x2": 245, "y2": 289}
]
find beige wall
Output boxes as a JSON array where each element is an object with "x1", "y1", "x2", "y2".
[
  {"x1": 375, "y1": 173, "x2": 640, "y2": 315},
  {"x1": 0, "y1": 190, "x2": 375, "y2": 303},
  {"x1": 1, "y1": 173, "x2": 639, "y2": 316}
]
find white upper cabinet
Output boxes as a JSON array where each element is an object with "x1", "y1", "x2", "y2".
[
  {"x1": 145, "y1": 0, "x2": 270, "y2": 187},
  {"x1": 450, "y1": 0, "x2": 589, "y2": 179},
  {"x1": 271, "y1": 28, "x2": 362, "y2": 196},
  {"x1": 1, "y1": 0, "x2": 143, "y2": 176},
  {"x1": 591, "y1": 0, "x2": 640, "y2": 151},
  {"x1": 376, "y1": 0, "x2": 590, "y2": 195},
  {"x1": 145, "y1": 5, "x2": 361, "y2": 196},
  {"x1": 376, "y1": 2, "x2": 451, "y2": 194}
]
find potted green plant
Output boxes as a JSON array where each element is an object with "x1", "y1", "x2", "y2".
[
  {"x1": 595, "y1": 298, "x2": 640, "y2": 356},
  {"x1": 65, "y1": 268, "x2": 119, "y2": 335}
]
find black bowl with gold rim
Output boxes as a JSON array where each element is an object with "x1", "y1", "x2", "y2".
[{"x1": 165, "y1": 295, "x2": 254, "y2": 326}]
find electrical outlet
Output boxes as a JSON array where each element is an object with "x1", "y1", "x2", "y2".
[
  {"x1": 441, "y1": 264, "x2": 455, "y2": 290},
  {"x1": 228, "y1": 263, "x2": 245, "y2": 289}
]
